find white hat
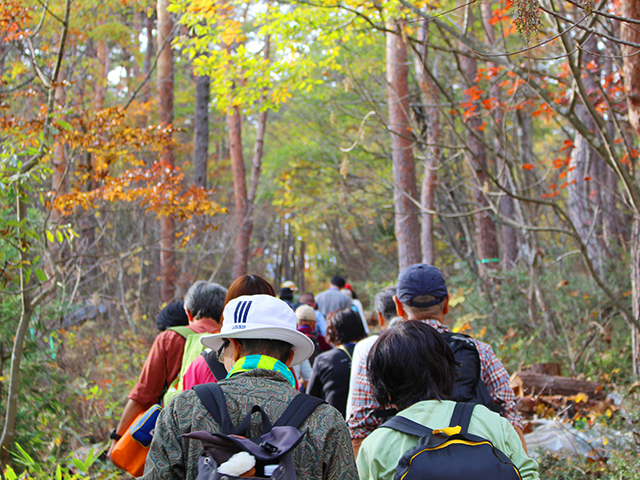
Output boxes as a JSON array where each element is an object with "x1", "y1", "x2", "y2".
[{"x1": 200, "y1": 295, "x2": 315, "y2": 366}]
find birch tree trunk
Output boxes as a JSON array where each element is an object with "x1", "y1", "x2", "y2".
[
  {"x1": 621, "y1": 0, "x2": 640, "y2": 375},
  {"x1": 386, "y1": 18, "x2": 422, "y2": 270},
  {"x1": 157, "y1": 0, "x2": 176, "y2": 302}
]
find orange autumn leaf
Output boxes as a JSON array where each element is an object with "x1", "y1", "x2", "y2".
[{"x1": 522, "y1": 163, "x2": 535, "y2": 170}]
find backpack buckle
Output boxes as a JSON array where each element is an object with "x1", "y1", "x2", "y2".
[{"x1": 259, "y1": 441, "x2": 278, "y2": 454}]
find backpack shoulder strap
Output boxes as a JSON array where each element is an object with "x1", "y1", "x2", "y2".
[
  {"x1": 168, "y1": 326, "x2": 194, "y2": 338},
  {"x1": 202, "y1": 349, "x2": 228, "y2": 381},
  {"x1": 193, "y1": 383, "x2": 234, "y2": 434},
  {"x1": 273, "y1": 393, "x2": 324, "y2": 429},
  {"x1": 380, "y1": 415, "x2": 434, "y2": 438},
  {"x1": 448, "y1": 402, "x2": 475, "y2": 435}
]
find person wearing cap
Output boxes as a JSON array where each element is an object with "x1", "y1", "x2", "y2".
[
  {"x1": 140, "y1": 295, "x2": 358, "y2": 480},
  {"x1": 108, "y1": 281, "x2": 227, "y2": 466},
  {"x1": 296, "y1": 304, "x2": 331, "y2": 366},
  {"x1": 347, "y1": 264, "x2": 525, "y2": 455},
  {"x1": 299, "y1": 291, "x2": 327, "y2": 336},
  {"x1": 315, "y1": 275, "x2": 353, "y2": 317},
  {"x1": 279, "y1": 286, "x2": 301, "y2": 311}
]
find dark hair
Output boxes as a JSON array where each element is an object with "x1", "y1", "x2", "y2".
[
  {"x1": 326, "y1": 308, "x2": 367, "y2": 345},
  {"x1": 299, "y1": 292, "x2": 315, "y2": 305},
  {"x1": 184, "y1": 281, "x2": 228, "y2": 321},
  {"x1": 331, "y1": 275, "x2": 346, "y2": 288},
  {"x1": 225, "y1": 274, "x2": 275, "y2": 305},
  {"x1": 367, "y1": 320, "x2": 457, "y2": 411},
  {"x1": 279, "y1": 287, "x2": 294, "y2": 301},
  {"x1": 374, "y1": 287, "x2": 397, "y2": 322},
  {"x1": 156, "y1": 301, "x2": 189, "y2": 332},
  {"x1": 236, "y1": 338, "x2": 293, "y2": 363}
]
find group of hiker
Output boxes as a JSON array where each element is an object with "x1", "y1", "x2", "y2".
[{"x1": 107, "y1": 265, "x2": 540, "y2": 480}]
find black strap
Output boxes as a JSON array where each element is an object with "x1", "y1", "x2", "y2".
[
  {"x1": 234, "y1": 404, "x2": 274, "y2": 437},
  {"x1": 273, "y1": 393, "x2": 324, "y2": 429},
  {"x1": 449, "y1": 402, "x2": 475, "y2": 435},
  {"x1": 373, "y1": 407, "x2": 398, "y2": 419},
  {"x1": 380, "y1": 415, "x2": 434, "y2": 438},
  {"x1": 202, "y1": 350, "x2": 228, "y2": 381},
  {"x1": 193, "y1": 383, "x2": 234, "y2": 434}
]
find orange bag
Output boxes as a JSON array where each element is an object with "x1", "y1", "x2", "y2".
[{"x1": 111, "y1": 404, "x2": 162, "y2": 477}]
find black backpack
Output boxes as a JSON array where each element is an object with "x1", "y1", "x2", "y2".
[
  {"x1": 441, "y1": 331, "x2": 503, "y2": 414},
  {"x1": 375, "y1": 331, "x2": 502, "y2": 420},
  {"x1": 201, "y1": 349, "x2": 228, "y2": 380},
  {"x1": 381, "y1": 402, "x2": 521, "y2": 480},
  {"x1": 183, "y1": 383, "x2": 324, "y2": 480}
]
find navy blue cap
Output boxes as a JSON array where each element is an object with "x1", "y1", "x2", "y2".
[{"x1": 396, "y1": 264, "x2": 448, "y2": 308}]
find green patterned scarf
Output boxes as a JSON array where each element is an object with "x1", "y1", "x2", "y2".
[{"x1": 227, "y1": 355, "x2": 296, "y2": 388}]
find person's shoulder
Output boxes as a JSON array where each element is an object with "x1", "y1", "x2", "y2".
[{"x1": 305, "y1": 401, "x2": 349, "y2": 431}]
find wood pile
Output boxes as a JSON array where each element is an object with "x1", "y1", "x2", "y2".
[{"x1": 511, "y1": 364, "x2": 616, "y2": 430}]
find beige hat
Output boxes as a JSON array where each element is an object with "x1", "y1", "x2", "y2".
[
  {"x1": 281, "y1": 280, "x2": 298, "y2": 291},
  {"x1": 295, "y1": 304, "x2": 316, "y2": 322}
]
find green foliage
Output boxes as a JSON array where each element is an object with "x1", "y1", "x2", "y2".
[{"x1": 448, "y1": 255, "x2": 632, "y2": 383}]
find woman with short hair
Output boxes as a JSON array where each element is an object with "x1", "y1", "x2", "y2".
[
  {"x1": 307, "y1": 308, "x2": 367, "y2": 417},
  {"x1": 357, "y1": 320, "x2": 539, "y2": 480}
]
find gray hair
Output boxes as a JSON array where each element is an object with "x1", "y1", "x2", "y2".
[
  {"x1": 374, "y1": 286, "x2": 398, "y2": 322},
  {"x1": 183, "y1": 281, "x2": 227, "y2": 321}
]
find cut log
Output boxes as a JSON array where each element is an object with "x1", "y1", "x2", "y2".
[{"x1": 512, "y1": 372, "x2": 606, "y2": 400}]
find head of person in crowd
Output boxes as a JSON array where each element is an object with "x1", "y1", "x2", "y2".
[
  {"x1": 183, "y1": 281, "x2": 228, "y2": 326},
  {"x1": 340, "y1": 288, "x2": 353, "y2": 299},
  {"x1": 367, "y1": 320, "x2": 457, "y2": 411},
  {"x1": 331, "y1": 275, "x2": 347, "y2": 289},
  {"x1": 296, "y1": 304, "x2": 317, "y2": 330},
  {"x1": 344, "y1": 283, "x2": 359, "y2": 300},
  {"x1": 299, "y1": 292, "x2": 316, "y2": 308},
  {"x1": 326, "y1": 308, "x2": 367, "y2": 347},
  {"x1": 202, "y1": 295, "x2": 315, "y2": 369},
  {"x1": 394, "y1": 264, "x2": 449, "y2": 324},
  {"x1": 155, "y1": 301, "x2": 189, "y2": 332},
  {"x1": 374, "y1": 286, "x2": 398, "y2": 328},
  {"x1": 279, "y1": 287, "x2": 294, "y2": 301},
  {"x1": 225, "y1": 274, "x2": 275, "y2": 305}
]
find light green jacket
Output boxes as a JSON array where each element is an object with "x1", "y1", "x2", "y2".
[{"x1": 356, "y1": 400, "x2": 539, "y2": 480}]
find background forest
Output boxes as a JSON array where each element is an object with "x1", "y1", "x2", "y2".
[{"x1": 2, "y1": 0, "x2": 640, "y2": 477}]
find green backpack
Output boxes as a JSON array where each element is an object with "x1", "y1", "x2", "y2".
[{"x1": 162, "y1": 326, "x2": 210, "y2": 405}]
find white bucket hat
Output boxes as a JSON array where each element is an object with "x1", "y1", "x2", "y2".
[{"x1": 200, "y1": 295, "x2": 315, "y2": 366}]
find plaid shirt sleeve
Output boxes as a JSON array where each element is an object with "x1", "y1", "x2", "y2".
[
  {"x1": 473, "y1": 338, "x2": 524, "y2": 430},
  {"x1": 346, "y1": 354, "x2": 384, "y2": 440}
]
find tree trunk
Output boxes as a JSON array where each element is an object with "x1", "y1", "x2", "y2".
[
  {"x1": 513, "y1": 372, "x2": 606, "y2": 400},
  {"x1": 142, "y1": 12, "x2": 155, "y2": 104},
  {"x1": 386, "y1": 18, "x2": 422, "y2": 270},
  {"x1": 459, "y1": 44, "x2": 499, "y2": 273},
  {"x1": 481, "y1": 1, "x2": 518, "y2": 270},
  {"x1": 94, "y1": 40, "x2": 109, "y2": 109},
  {"x1": 193, "y1": 73, "x2": 210, "y2": 188},
  {"x1": 620, "y1": 0, "x2": 640, "y2": 375},
  {"x1": 229, "y1": 103, "x2": 249, "y2": 279},
  {"x1": 230, "y1": 36, "x2": 270, "y2": 280},
  {"x1": 298, "y1": 240, "x2": 306, "y2": 293},
  {"x1": 414, "y1": 19, "x2": 438, "y2": 265},
  {"x1": 157, "y1": 0, "x2": 175, "y2": 302},
  {"x1": 0, "y1": 189, "x2": 33, "y2": 468}
]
